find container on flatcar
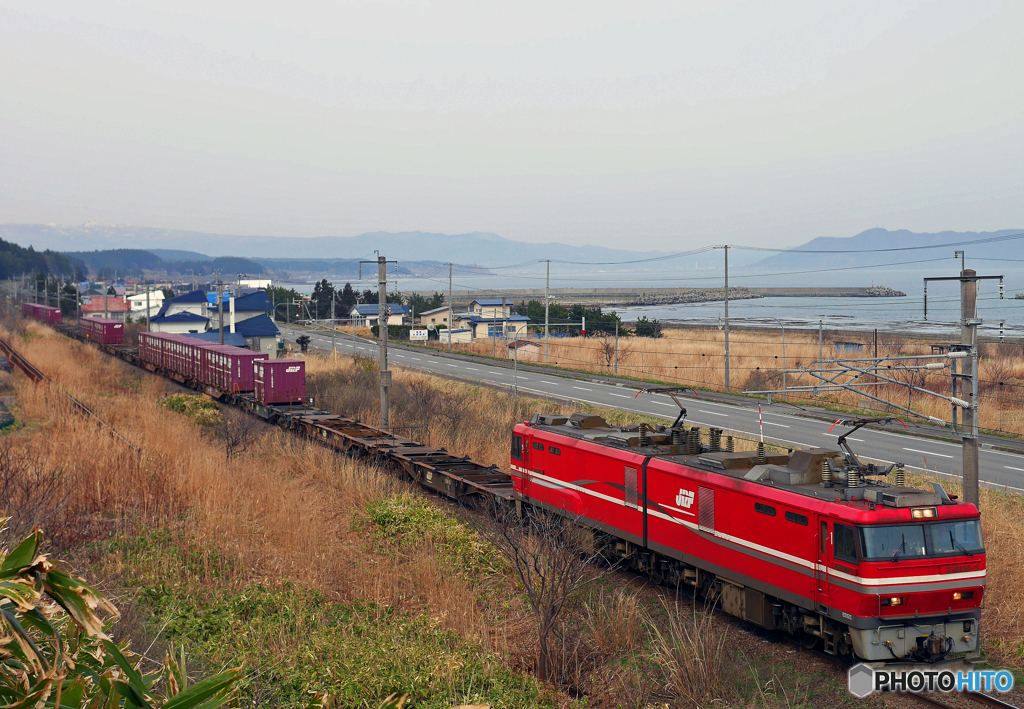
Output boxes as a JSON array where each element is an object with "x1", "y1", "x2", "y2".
[
  {"x1": 22, "y1": 303, "x2": 62, "y2": 324},
  {"x1": 255, "y1": 359, "x2": 305, "y2": 405},
  {"x1": 79, "y1": 317, "x2": 124, "y2": 345}
]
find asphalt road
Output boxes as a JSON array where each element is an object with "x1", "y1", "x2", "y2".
[{"x1": 282, "y1": 325, "x2": 1024, "y2": 494}]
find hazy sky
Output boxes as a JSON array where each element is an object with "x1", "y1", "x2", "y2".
[{"x1": 1, "y1": 1, "x2": 1021, "y2": 248}]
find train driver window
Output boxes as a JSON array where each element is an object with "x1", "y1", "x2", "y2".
[
  {"x1": 533, "y1": 442, "x2": 544, "y2": 451},
  {"x1": 820, "y1": 521, "x2": 827, "y2": 555},
  {"x1": 511, "y1": 435, "x2": 522, "y2": 461},
  {"x1": 834, "y1": 523, "x2": 858, "y2": 563}
]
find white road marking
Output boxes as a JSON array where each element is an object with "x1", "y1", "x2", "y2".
[
  {"x1": 411, "y1": 357, "x2": 421, "y2": 361},
  {"x1": 1004, "y1": 466, "x2": 1024, "y2": 473},
  {"x1": 762, "y1": 422, "x2": 790, "y2": 428},
  {"x1": 573, "y1": 386, "x2": 593, "y2": 391},
  {"x1": 466, "y1": 367, "x2": 480, "y2": 371},
  {"x1": 823, "y1": 433, "x2": 862, "y2": 442},
  {"x1": 541, "y1": 380, "x2": 559, "y2": 385},
  {"x1": 609, "y1": 393, "x2": 632, "y2": 398},
  {"x1": 903, "y1": 448, "x2": 953, "y2": 459},
  {"x1": 699, "y1": 410, "x2": 729, "y2": 417},
  {"x1": 446, "y1": 363, "x2": 458, "y2": 367}
]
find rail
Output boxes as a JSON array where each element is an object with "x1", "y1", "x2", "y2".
[{"x1": 0, "y1": 337, "x2": 139, "y2": 452}]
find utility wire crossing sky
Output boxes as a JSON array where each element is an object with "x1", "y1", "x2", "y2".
[{"x1": 1, "y1": 1, "x2": 1021, "y2": 248}]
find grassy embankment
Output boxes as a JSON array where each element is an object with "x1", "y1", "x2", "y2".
[{"x1": 4, "y1": 320, "x2": 1023, "y2": 706}]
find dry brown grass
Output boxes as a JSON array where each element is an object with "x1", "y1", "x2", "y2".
[
  {"x1": 7, "y1": 316, "x2": 1024, "y2": 701},
  {"x1": 413, "y1": 326, "x2": 1024, "y2": 437}
]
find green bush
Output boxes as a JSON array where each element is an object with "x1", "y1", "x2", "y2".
[{"x1": 0, "y1": 520, "x2": 241, "y2": 707}]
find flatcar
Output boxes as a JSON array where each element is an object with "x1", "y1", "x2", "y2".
[{"x1": 511, "y1": 410, "x2": 984, "y2": 664}]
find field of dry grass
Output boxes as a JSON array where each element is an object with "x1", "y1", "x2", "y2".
[
  {"x1": 3, "y1": 318, "x2": 1023, "y2": 706},
  {"x1": 397, "y1": 326, "x2": 1024, "y2": 438},
  {"x1": 303, "y1": 349, "x2": 1024, "y2": 670}
]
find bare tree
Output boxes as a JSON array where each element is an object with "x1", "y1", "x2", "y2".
[
  {"x1": 215, "y1": 408, "x2": 267, "y2": 459},
  {"x1": 886, "y1": 364, "x2": 930, "y2": 410},
  {"x1": 476, "y1": 502, "x2": 608, "y2": 683},
  {"x1": 595, "y1": 335, "x2": 632, "y2": 370},
  {"x1": 0, "y1": 439, "x2": 75, "y2": 550}
]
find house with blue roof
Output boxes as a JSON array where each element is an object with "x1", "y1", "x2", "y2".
[
  {"x1": 448, "y1": 298, "x2": 529, "y2": 339},
  {"x1": 150, "y1": 288, "x2": 280, "y2": 354},
  {"x1": 349, "y1": 304, "x2": 410, "y2": 327}
]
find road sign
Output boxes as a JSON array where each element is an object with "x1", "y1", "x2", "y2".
[{"x1": 410, "y1": 328, "x2": 428, "y2": 341}]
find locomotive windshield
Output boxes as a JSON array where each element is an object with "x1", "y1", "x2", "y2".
[{"x1": 859, "y1": 519, "x2": 983, "y2": 561}]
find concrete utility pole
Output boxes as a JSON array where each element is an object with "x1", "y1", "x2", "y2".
[
  {"x1": 146, "y1": 281, "x2": 151, "y2": 332},
  {"x1": 377, "y1": 256, "x2": 390, "y2": 431},
  {"x1": 448, "y1": 262, "x2": 453, "y2": 351},
  {"x1": 721, "y1": 245, "x2": 730, "y2": 392},
  {"x1": 544, "y1": 259, "x2": 550, "y2": 364},
  {"x1": 218, "y1": 280, "x2": 225, "y2": 345},
  {"x1": 961, "y1": 269, "x2": 980, "y2": 507},
  {"x1": 331, "y1": 285, "x2": 336, "y2": 354}
]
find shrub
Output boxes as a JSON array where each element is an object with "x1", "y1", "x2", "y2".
[{"x1": 0, "y1": 521, "x2": 242, "y2": 707}]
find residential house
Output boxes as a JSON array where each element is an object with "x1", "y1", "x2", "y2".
[
  {"x1": 79, "y1": 296, "x2": 131, "y2": 322},
  {"x1": 149, "y1": 290, "x2": 210, "y2": 334},
  {"x1": 469, "y1": 299, "x2": 512, "y2": 318},
  {"x1": 349, "y1": 304, "x2": 410, "y2": 327},
  {"x1": 452, "y1": 310, "x2": 529, "y2": 339},
  {"x1": 418, "y1": 305, "x2": 455, "y2": 329},
  {"x1": 126, "y1": 290, "x2": 166, "y2": 321}
]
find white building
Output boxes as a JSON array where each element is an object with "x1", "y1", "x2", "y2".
[
  {"x1": 350, "y1": 304, "x2": 410, "y2": 327},
  {"x1": 126, "y1": 289, "x2": 165, "y2": 320}
]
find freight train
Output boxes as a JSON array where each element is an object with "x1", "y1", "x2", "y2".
[{"x1": 33, "y1": 309, "x2": 984, "y2": 665}]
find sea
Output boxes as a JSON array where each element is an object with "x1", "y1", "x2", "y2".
[{"x1": 281, "y1": 265, "x2": 1024, "y2": 338}]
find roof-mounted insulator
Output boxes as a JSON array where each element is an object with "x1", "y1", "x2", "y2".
[
  {"x1": 638, "y1": 422, "x2": 648, "y2": 447},
  {"x1": 821, "y1": 458, "x2": 833, "y2": 487},
  {"x1": 894, "y1": 464, "x2": 906, "y2": 487},
  {"x1": 726, "y1": 435, "x2": 735, "y2": 452},
  {"x1": 756, "y1": 441, "x2": 766, "y2": 465}
]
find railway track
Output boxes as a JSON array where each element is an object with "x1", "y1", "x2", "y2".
[
  {"x1": 0, "y1": 335, "x2": 139, "y2": 451},
  {"x1": 16, "y1": 319, "x2": 1019, "y2": 707}
]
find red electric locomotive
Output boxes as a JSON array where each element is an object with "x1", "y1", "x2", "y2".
[{"x1": 510, "y1": 404, "x2": 984, "y2": 664}]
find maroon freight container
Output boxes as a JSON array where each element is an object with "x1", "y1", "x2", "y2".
[
  {"x1": 255, "y1": 359, "x2": 305, "y2": 405},
  {"x1": 79, "y1": 317, "x2": 124, "y2": 345},
  {"x1": 23, "y1": 303, "x2": 61, "y2": 324}
]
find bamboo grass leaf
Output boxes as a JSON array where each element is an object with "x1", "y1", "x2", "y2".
[
  {"x1": 1, "y1": 532, "x2": 40, "y2": 573},
  {"x1": 160, "y1": 668, "x2": 242, "y2": 709}
]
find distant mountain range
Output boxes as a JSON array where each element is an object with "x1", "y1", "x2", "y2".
[
  {"x1": 746, "y1": 228, "x2": 1024, "y2": 272},
  {"x1": 2, "y1": 223, "x2": 1020, "y2": 280},
  {"x1": 1, "y1": 223, "x2": 677, "y2": 270}
]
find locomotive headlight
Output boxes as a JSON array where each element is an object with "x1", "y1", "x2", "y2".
[
  {"x1": 952, "y1": 591, "x2": 975, "y2": 601},
  {"x1": 911, "y1": 507, "x2": 937, "y2": 519},
  {"x1": 881, "y1": 596, "x2": 904, "y2": 607}
]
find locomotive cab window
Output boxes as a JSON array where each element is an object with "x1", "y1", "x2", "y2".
[
  {"x1": 511, "y1": 435, "x2": 522, "y2": 461},
  {"x1": 533, "y1": 442, "x2": 544, "y2": 451},
  {"x1": 785, "y1": 511, "x2": 808, "y2": 526},
  {"x1": 754, "y1": 503, "x2": 776, "y2": 516},
  {"x1": 548, "y1": 446, "x2": 561, "y2": 455},
  {"x1": 834, "y1": 523, "x2": 858, "y2": 563}
]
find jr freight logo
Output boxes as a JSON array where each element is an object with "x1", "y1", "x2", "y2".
[
  {"x1": 848, "y1": 663, "x2": 1015, "y2": 698},
  {"x1": 285, "y1": 366, "x2": 301, "y2": 373},
  {"x1": 675, "y1": 489, "x2": 694, "y2": 509}
]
